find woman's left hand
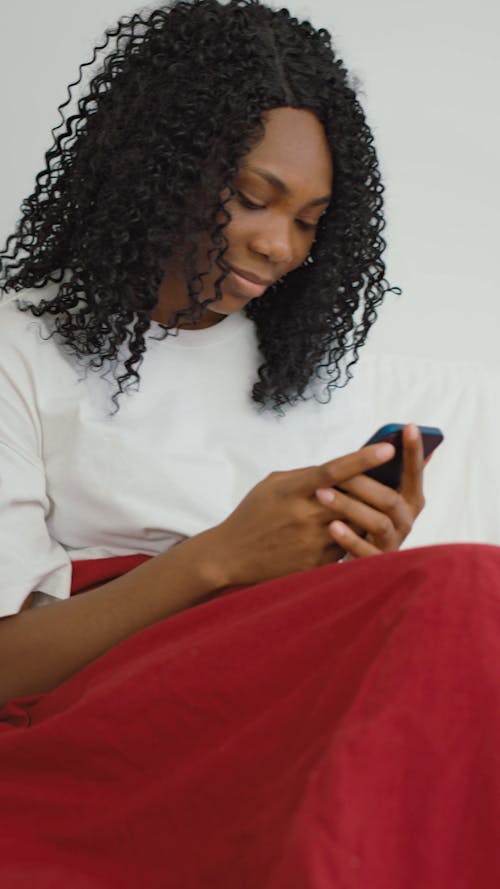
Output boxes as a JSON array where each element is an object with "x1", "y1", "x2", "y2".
[{"x1": 315, "y1": 424, "x2": 426, "y2": 559}]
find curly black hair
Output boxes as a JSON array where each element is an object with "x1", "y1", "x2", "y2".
[{"x1": 0, "y1": 0, "x2": 401, "y2": 415}]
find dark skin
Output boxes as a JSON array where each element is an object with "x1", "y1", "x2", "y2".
[
  {"x1": 152, "y1": 107, "x2": 427, "y2": 557},
  {"x1": 152, "y1": 107, "x2": 332, "y2": 329},
  {"x1": 0, "y1": 109, "x2": 425, "y2": 708}
]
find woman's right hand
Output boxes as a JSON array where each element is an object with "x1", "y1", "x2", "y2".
[{"x1": 211, "y1": 442, "x2": 396, "y2": 588}]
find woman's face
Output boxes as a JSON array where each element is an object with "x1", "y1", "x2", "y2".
[{"x1": 154, "y1": 106, "x2": 333, "y2": 328}]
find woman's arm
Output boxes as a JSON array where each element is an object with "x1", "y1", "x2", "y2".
[
  {"x1": 0, "y1": 437, "x2": 415, "y2": 708},
  {"x1": 0, "y1": 528, "x2": 228, "y2": 708}
]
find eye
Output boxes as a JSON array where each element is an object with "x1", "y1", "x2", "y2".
[
  {"x1": 296, "y1": 220, "x2": 318, "y2": 233},
  {"x1": 297, "y1": 209, "x2": 327, "y2": 233},
  {"x1": 238, "y1": 192, "x2": 322, "y2": 233},
  {"x1": 238, "y1": 193, "x2": 265, "y2": 211}
]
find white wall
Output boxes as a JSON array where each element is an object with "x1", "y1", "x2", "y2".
[{"x1": 1, "y1": 0, "x2": 498, "y2": 368}]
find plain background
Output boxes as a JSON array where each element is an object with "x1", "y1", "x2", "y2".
[{"x1": 1, "y1": 0, "x2": 498, "y2": 368}]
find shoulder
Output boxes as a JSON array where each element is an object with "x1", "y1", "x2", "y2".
[
  {"x1": 0, "y1": 289, "x2": 69, "y2": 442},
  {"x1": 0, "y1": 286, "x2": 63, "y2": 370}
]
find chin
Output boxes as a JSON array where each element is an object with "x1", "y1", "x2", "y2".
[{"x1": 207, "y1": 295, "x2": 249, "y2": 316}]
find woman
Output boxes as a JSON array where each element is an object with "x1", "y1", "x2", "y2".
[{"x1": 0, "y1": 1, "x2": 499, "y2": 886}]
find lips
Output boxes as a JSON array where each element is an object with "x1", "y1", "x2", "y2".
[
  {"x1": 229, "y1": 265, "x2": 273, "y2": 287},
  {"x1": 226, "y1": 265, "x2": 273, "y2": 299}
]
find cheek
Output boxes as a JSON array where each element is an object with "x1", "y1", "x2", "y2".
[
  {"x1": 301, "y1": 235, "x2": 315, "y2": 258},
  {"x1": 289, "y1": 235, "x2": 315, "y2": 270},
  {"x1": 218, "y1": 213, "x2": 248, "y2": 259},
  {"x1": 215, "y1": 203, "x2": 314, "y2": 269}
]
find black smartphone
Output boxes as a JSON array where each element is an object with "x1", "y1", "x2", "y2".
[{"x1": 362, "y1": 423, "x2": 444, "y2": 489}]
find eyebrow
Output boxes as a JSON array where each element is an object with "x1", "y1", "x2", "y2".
[{"x1": 245, "y1": 165, "x2": 331, "y2": 207}]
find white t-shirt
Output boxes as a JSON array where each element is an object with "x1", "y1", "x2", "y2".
[{"x1": 0, "y1": 288, "x2": 374, "y2": 617}]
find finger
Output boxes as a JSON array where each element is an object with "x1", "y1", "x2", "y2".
[
  {"x1": 329, "y1": 521, "x2": 381, "y2": 558},
  {"x1": 334, "y1": 427, "x2": 423, "y2": 507},
  {"x1": 308, "y1": 442, "x2": 395, "y2": 498},
  {"x1": 330, "y1": 473, "x2": 399, "y2": 513},
  {"x1": 322, "y1": 473, "x2": 409, "y2": 535},
  {"x1": 317, "y1": 474, "x2": 415, "y2": 545},
  {"x1": 316, "y1": 486, "x2": 397, "y2": 543},
  {"x1": 399, "y1": 423, "x2": 425, "y2": 506}
]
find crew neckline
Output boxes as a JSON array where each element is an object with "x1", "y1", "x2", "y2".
[{"x1": 148, "y1": 309, "x2": 249, "y2": 348}]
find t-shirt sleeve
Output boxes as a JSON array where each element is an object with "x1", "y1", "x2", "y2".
[{"x1": 0, "y1": 312, "x2": 71, "y2": 617}]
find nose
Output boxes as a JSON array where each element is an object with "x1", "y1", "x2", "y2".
[{"x1": 249, "y1": 218, "x2": 294, "y2": 266}]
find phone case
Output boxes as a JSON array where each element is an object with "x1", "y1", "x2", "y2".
[{"x1": 363, "y1": 424, "x2": 444, "y2": 489}]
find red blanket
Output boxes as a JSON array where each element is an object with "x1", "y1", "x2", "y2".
[{"x1": 1, "y1": 543, "x2": 499, "y2": 888}]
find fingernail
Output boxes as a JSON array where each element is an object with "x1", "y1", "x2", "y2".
[
  {"x1": 375, "y1": 443, "x2": 394, "y2": 459},
  {"x1": 330, "y1": 520, "x2": 345, "y2": 535},
  {"x1": 316, "y1": 488, "x2": 335, "y2": 503},
  {"x1": 407, "y1": 424, "x2": 418, "y2": 440}
]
